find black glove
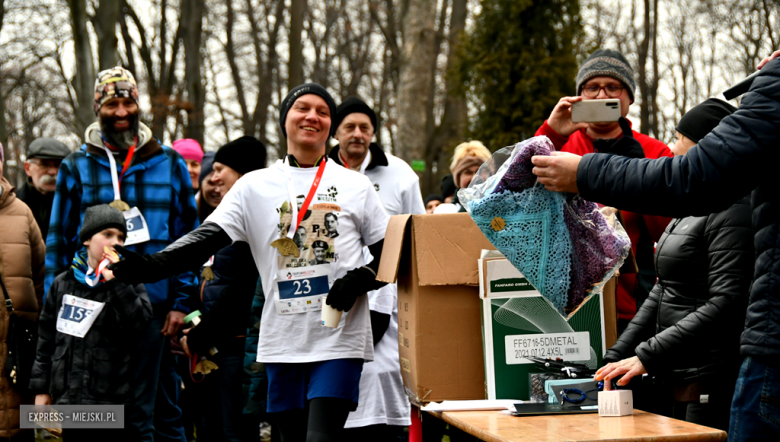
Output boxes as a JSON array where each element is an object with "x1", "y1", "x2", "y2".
[
  {"x1": 592, "y1": 117, "x2": 646, "y2": 159},
  {"x1": 108, "y1": 245, "x2": 166, "y2": 285},
  {"x1": 325, "y1": 267, "x2": 381, "y2": 312}
]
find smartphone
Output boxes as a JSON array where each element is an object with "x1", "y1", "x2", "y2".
[
  {"x1": 723, "y1": 70, "x2": 761, "y2": 100},
  {"x1": 571, "y1": 99, "x2": 621, "y2": 123}
]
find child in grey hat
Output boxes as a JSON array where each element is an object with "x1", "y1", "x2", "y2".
[{"x1": 29, "y1": 205, "x2": 151, "y2": 440}]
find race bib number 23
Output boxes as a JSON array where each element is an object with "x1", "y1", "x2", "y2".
[{"x1": 274, "y1": 266, "x2": 332, "y2": 315}]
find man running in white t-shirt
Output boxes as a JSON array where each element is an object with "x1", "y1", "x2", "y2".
[
  {"x1": 110, "y1": 83, "x2": 391, "y2": 442},
  {"x1": 330, "y1": 96, "x2": 425, "y2": 441}
]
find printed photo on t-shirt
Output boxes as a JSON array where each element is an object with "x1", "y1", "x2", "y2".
[{"x1": 276, "y1": 200, "x2": 341, "y2": 269}]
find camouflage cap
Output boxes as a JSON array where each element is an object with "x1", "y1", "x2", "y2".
[{"x1": 94, "y1": 66, "x2": 139, "y2": 114}]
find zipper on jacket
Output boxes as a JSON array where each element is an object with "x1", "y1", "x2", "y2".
[{"x1": 653, "y1": 218, "x2": 683, "y2": 332}]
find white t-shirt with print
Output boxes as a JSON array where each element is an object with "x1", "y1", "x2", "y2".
[
  {"x1": 206, "y1": 159, "x2": 389, "y2": 363},
  {"x1": 346, "y1": 151, "x2": 423, "y2": 428}
]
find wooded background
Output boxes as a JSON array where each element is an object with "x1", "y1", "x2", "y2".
[{"x1": 0, "y1": 0, "x2": 777, "y2": 195}]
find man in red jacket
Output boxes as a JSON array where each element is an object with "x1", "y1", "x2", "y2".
[{"x1": 535, "y1": 49, "x2": 672, "y2": 329}]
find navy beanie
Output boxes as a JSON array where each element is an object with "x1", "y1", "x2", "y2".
[
  {"x1": 279, "y1": 83, "x2": 338, "y2": 138},
  {"x1": 214, "y1": 136, "x2": 267, "y2": 175},
  {"x1": 199, "y1": 152, "x2": 216, "y2": 186}
]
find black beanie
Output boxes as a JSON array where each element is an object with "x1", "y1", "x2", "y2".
[
  {"x1": 425, "y1": 194, "x2": 443, "y2": 206},
  {"x1": 279, "y1": 83, "x2": 338, "y2": 138},
  {"x1": 334, "y1": 97, "x2": 378, "y2": 133},
  {"x1": 80, "y1": 205, "x2": 127, "y2": 243},
  {"x1": 440, "y1": 174, "x2": 457, "y2": 199},
  {"x1": 214, "y1": 136, "x2": 267, "y2": 175},
  {"x1": 676, "y1": 98, "x2": 737, "y2": 143}
]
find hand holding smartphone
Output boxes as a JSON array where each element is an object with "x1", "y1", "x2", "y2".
[{"x1": 571, "y1": 99, "x2": 621, "y2": 123}]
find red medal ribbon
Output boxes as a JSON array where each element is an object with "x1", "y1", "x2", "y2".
[
  {"x1": 119, "y1": 143, "x2": 136, "y2": 185},
  {"x1": 297, "y1": 158, "x2": 327, "y2": 226},
  {"x1": 104, "y1": 136, "x2": 138, "y2": 193}
]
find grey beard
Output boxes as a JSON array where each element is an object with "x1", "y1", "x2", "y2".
[{"x1": 100, "y1": 114, "x2": 140, "y2": 149}]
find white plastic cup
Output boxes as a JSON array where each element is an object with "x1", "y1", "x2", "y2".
[{"x1": 321, "y1": 304, "x2": 343, "y2": 328}]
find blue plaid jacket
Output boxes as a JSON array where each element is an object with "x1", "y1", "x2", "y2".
[{"x1": 44, "y1": 141, "x2": 199, "y2": 310}]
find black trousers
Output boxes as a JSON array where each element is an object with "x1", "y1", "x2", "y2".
[{"x1": 342, "y1": 424, "x2": 404, "y2": 442}]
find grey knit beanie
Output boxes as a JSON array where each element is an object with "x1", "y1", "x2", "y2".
[
  {"x1": 80, "y1": 205, "x2": 127, "y2": 243},
  {"x1": 576, "y1": 49, "x2": 636, "y2": 101}
]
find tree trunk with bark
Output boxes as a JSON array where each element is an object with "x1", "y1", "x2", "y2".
[
  {"x1": 0, "y1": 0, "x2": 8, "y2": 177},
  {"x1": 289, "y1": 0, "x2": 306, "y2": 87},
  {"x1": 181, "y1": 0, "x2": 206, "y2": 144},
  {"x1": 395, "y1": 0, "x2": 437, "y2": 174},
  {"x1": 424, "y1": 0, "x2": 468, "y2": 195},
  {"x1": 92, "y1": 0, "x2": 121, "y2": 70},
  {"x1": 67, "y1": 0, "x2": 96, "y2": 139}
]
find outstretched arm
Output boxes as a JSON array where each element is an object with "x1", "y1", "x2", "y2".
[
  {"x1": 109, "y1": 222, "x2": 232, "y2": 285},
  {"x1": 532, "y1": 57, "x2": 780, "y2": 218}
]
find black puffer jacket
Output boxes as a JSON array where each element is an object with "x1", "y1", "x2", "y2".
[
  {"x1": 188, "y1": 241, "x2": 258, "y2": 355},
  {"x1": 605, "y1": 197, "x2": 753, "y2": 381},
  {"x1": 29, "y1": 269, "x2": 152, "y2": 404},
  {"x1": 576, "y1": 59, "x2": 780, "y2": 361}
]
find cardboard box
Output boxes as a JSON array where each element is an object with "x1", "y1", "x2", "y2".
[
  {"x1": 480, "y1": 255, "x2": 617, "y2": 400},
  {"x1": 598, "y1": 390, "x2": 633, "y2": 416},
  {"x1": 377, "y1": 213, "x2": 495, "y2": 405}
]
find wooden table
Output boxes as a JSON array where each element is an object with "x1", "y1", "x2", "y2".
[{"x1": 426, "y1": 409, "x2": 727, "y2": 442}]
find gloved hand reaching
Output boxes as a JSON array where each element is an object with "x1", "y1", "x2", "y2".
[
  {"x1": 108, "y1": 245, "x2": 166, "y2": 285},
  {"x1": 592, "y1": 117, "x2": 646, "y2": 159},
  {"x1": 325, "y1": 266, "x2": 383, "y2": 312}
]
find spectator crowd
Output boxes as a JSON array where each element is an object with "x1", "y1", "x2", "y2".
[{"x1": 0, "y1": 45, "x2": 778, "y2": 442}]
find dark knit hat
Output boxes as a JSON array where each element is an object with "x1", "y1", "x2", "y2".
[
  {"x1": 425, "y1": 194, "x2": 443, "y2": 206},
  {"x1": 199, "y1": 152, "x2": 216, "y2": 187},
  {"x1": 676, "y1": 98, "x2": 737, "y2": 143},
  {"x1": 214, "y1": 136, "x2": 267, "y2": 175},
  {"x1": 440, "y1": 174, "x2": 457, "y2": 199},
  {"x1": 80, "y1": 205, "x2": 127, "y2": 243},
  {"x1": 334, "y1": 97, "x2": 378, "y2": 133},
  {"x1": 576, "y1": 49, "x2": 636, "y2": 100},
  {"x1": 279, "y1": 83, "x2": 338, "y2": 138}
]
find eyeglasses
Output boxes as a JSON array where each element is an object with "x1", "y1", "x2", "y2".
[
  {"x1": 581, "y1": 84, "x2": 624, "y2": 98},
  {"x1": 28, "y1": 159, "x2": 62, "y2": 170}
]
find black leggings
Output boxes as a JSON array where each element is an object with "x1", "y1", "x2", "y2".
[{"x1": 272, "y1": 397, "x2": 354, "y2": 442}]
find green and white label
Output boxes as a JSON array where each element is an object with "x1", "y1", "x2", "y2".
[
  {"x1": 505, "y1": 331, "x2": 590, "y2": 365},
  {"x1": 490, "y1": 278, "x2": 535, "y2": 293}
]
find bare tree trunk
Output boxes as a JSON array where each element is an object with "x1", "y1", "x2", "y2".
[
  {"x1": 67, "y1": 0, "x2": 96, "y2": 138},
  {"x1": 181, "y1": 0, "x2": 206, "y2": 144},
  {"x1": 425, "y1": 0, "x2": 468, "y2": 195},
  {"x1": 289, "y1": 0, "x2": 306, "y2": 87},
  {"x1": 636, "y1": 0, "x2": 651, "y2": 135},
  {"x1": 248, "y1": 0, "x2": 285, "y2": 143},
  {"x1": 92, "y1": 0, "x2": 121, "y2": 70},
  {"x1": 0, "y1": 0, "x2": 9, "y2": 179},
  {"x1": 123, "y1": 1, "x2": 181, "y2": 139},
  {"x1": 395, "y1": 0, "x2": 436, "y2": 169},
  {"x1": 649, "y1": 0, "x2": 659, "y2": 137},
  {"x1": 225, "y1": 0, "x2": 250, "y2": 133}
]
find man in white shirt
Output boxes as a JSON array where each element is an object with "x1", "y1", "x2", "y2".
[
  {"x1": 110, "y1": 83, "x2": 391, "y2": 442},
  {"x1": 330, "y1": 96, "x2": 425, "y2": 441}
]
